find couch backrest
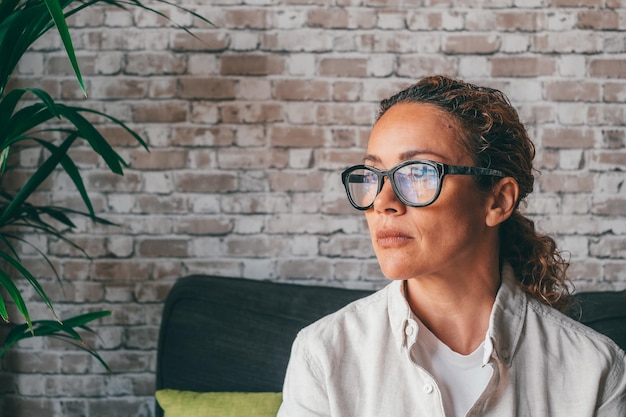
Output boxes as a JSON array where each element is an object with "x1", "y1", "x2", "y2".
[{"x1": 155, "y1": 276, "x2": 371, "y2": 399}]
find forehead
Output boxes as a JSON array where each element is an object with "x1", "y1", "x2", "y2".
[{"x1": 366, "y1": 102, "x2": 471, "y2": 166}]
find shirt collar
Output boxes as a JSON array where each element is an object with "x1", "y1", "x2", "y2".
[
  {"x1": 387, "y1": 264, "x2": 527, "y2": 368},
  {"x1": 487, "y1": 263, "x2": 527, "y2": 367}
]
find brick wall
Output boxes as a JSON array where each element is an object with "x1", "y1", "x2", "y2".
[{"x1": 2, "y1": 0, "x2": 625, "y2": 415}]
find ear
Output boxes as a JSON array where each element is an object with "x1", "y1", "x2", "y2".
[{"x1": 485, "y1": 177, "x2": 519, "y2": 227}]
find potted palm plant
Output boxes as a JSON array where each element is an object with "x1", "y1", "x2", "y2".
[{"x1": 0, "y1": 0, "x2": 209, "y2": 369}]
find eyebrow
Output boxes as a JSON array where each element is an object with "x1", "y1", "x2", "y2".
[{"x1": 363, "y1": 150, "x2": 447, "y2": 164}]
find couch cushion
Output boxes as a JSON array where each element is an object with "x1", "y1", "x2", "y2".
[{"x1": 155, "y1": 390, "x2": 282, "y2": 417}]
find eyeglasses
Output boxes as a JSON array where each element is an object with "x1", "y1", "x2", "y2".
[{"x1": 341, "y1": 159, "x2": 505, "y2": 210}]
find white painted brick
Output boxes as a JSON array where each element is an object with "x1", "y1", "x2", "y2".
[
  {"x1": 562, "y1": 194, "x2": 592, "y2": 215},
  {"x1": 237, "y1": 78, "x2": 272, "y2": 100},
  {"x1": 141, "y1": 172, "x2": 174, "y2": 194},
  {"x1": 143, "y1": 125, "x2": 173, "y2": 147},
  {"x1": 504, "y1": 79, "x2": 542, "y2": 102},
  {"x1": 523, "y1": 194, "x2": 561, "y2": 215},
  {"x1": 546, "y1": 12, "x2": 577, "y2": 31},
  {"x1": 555, "y1": 235, "x2": 589, "y2": 259},
  {"x1": 558, "y1": 55, "x2": 586, "y2": 78},
  {"x1": 17, "y1": 53, "x2": 45, "y2": 75},
  {"x1": 288, "y1": 54, "x2": 317, "y2": 76},
  {"x1": 242, "y1": 259, "x2": 276, "y2": 279},
  {"x1": 441, "y1": 11, "x2": 465, "y2": 30},
  {"x1": 16, "y1": 374, "x2": 46, "y2": 396},
  {"x1": 458, "y1": 56, "x2": 490, "y2": 78},
  {"x1": 377, "y1": 12, "x2": 407, "y2": 29},
  {"x1": 333, "y1": 34, "x2": 357, "y2": 52},
  {"x1": 264, "y1": 30, "x2": 332, "y2": 52},
  {"x1": 556, "y1": 103, "x2": 588, "y2": 126},
  {"x1": 559, "y1": 149, "x2": 585, "y2": 170},
  {"x1": 368, "y1": 54, "x2": 395, "y2": 77},
  {"x1": 604, "y1": 33, "x2": 626, "y2": 53},
  {"x1": 595, "y1": 172, "x2": 626, "y2": 194},
  {"x1": 190, "y1": 237, "x2": 225, "y2": 257},
  {"x1": 230, "y1": 32, "x2": 260, "y2": 51},
  {"x1": 500, "y1": 33, "x2": 530, "y2": 53},
  {"x1": 189, "y1": 195, "x2": 221, "y2": 213},
  {"x1": 274, "y1": 10, "x2": 307, "y2": 29},
  {"x1": 232, "y1": 215, "x2": 266, "y2": 234},
  {"x1": 104, "y1": 9, "x2": 134, "y2": 27},
  {"x1": 94, "y1": 53, "x2": 124, "y2": 75},
  {"x1": 190, "y1": 102, "x2": 220, "y2": 124},
  {"x1": 513, "y1": 0, "x2": 543, "y2": 7},
  {"x1": 187, "y1": 54, "x2": 219, "y2": 75},
  {"x1": 285, "y1": 103, "x2": 318, "y2": 124},
  {"x1": 107, "y1": 236, "x2": 134, "y2": 257},
  {"x1": 235, "y1": 125, "x2": 267, "y2": 147},
  {"x1": 134, "y1": 5, "x2": 193, "y2": 28},
  {"x1": 107, "y1": 194, "x2": 136, "y2": 213},
  {"x1": 289, "y1": 149, "x2": 314, "y2": 168},
  {"x1": 290, "y1": 235, "x2": 319, "y2": 256}
]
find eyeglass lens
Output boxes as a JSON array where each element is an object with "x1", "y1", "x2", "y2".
[{"x1": 346, "y1": 162, "x2": 440, "y2": 208}]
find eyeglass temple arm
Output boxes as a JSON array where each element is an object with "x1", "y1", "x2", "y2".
[{"x1": 445, "y1": 165, "x2": 505, "y2": 177}]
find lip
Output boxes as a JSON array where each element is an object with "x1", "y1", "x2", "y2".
[{"x1": 375, "y1": 229, "x2": 413, "y2": 248}]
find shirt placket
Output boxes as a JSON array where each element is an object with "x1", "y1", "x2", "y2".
[
  {"x1": 465, "y1": 350, "x2": 503, "y2": 416},
  {"x1": 403, "y1": 319, "x2": 447, "y2": 417}
]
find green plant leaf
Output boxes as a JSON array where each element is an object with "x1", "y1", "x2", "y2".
[
  {"x1": 0, "y1": 148, "x2": 8, "y2": 174},
  {"x1": 0, "y1": 1, "x2": 54, "y2": 96},
  {"x1": 0, "y1": 89, "x2": 30, "y2": 133},
  {"x1": 51, "y1": 335, "x2": 112, "y2": 373},
  {"x1": 0, "y1": 267, "x2": 31, "y2": 331},
  {"x1": 0, "y1": 0, "x2": 20, "y2": 23},
  {"x1": 4, "y1": 103, "x2": 57, "y2": 140},
  {"x1": 0, "y1": 311, "x2": 112, "y2": 372},
  {"x1": 0, "y1": 295, "x2": 9, "y2": 323},
  {"x1": 56, "y1": 105, "x2": 126, "y2": 174},
  {"x1": 0, "y1": 251, "x2": 59, "y2": 322},
  {"x1": 34, "y1": 137, "x2": 96, "y2": 219},
  {"x1": 0, "y1": 0, "x2": 214, "y2": 372},
  {"x1": 0, "y1": 132, "x2": 78, "y2": 226},
  {"x1": 72, "y1": 106, "x2": 149, "y2": 151},
  {"x1": 43, "y1": 0, "x2": 86, "y2": 96}
]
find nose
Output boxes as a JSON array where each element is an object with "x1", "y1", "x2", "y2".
[{"x1": 372, "y1": 176, "x2": 406, "y2": 214}]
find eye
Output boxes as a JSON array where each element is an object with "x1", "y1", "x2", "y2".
[{"x1": 410, "y1": 165, "x2": 430, "y2": 178}]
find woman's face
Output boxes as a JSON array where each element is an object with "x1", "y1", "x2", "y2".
[{"x1": 364, "y1": 102, "x2": 495, "y2": 281}]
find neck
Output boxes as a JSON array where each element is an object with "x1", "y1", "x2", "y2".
[{"x1": 405, "y1": 264, "x2": 501, "y2": 355}]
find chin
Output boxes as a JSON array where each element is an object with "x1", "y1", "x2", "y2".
[{"x1": 378, "y1": 263, "x2": 414, "y2": 281}]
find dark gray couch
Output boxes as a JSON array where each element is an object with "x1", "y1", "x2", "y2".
[{"x1": 155, "y1": 275, "x2": 626, "y2": 417}]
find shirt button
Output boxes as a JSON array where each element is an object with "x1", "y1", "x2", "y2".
[
  {"x1": 405, "y1": 326, "x2": 414, "y2": 336},
  {"x1": 423, "y1": 384, "x2": 434, "y2": 394}
]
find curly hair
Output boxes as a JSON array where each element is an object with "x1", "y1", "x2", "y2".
[{"x1": 377, "y1": 75, "x2": 573, "y2": 312}]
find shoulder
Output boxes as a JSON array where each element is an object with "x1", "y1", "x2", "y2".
[
  {"x1": 498, "y1": 267, "x2": 624, "y2": 363},
  {"x1": 525, "y1": 295, "x2": 625, "y2": 363}
]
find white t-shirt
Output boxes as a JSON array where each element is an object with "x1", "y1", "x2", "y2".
[{"x1": 412, "y1": 319, "x2": 493, "y2": 417}]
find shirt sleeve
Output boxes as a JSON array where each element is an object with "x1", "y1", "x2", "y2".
[
  {"x1": 596, "y1": 347, "x2": 626, "y2": 417},
  {"x1": 277, "y1": 330, "x2": 331, "y2": 417}
]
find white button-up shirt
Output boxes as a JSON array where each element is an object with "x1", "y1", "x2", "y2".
[{"x1": 277, "y1": 266, "x2": 626, "y2": 416}]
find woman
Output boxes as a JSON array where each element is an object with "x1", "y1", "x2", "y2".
[{"x1": 277, "y1": 76, "x2": 626, "y2": 417}]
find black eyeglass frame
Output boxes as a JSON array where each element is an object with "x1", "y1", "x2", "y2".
[{"x1": 341, "y1": 159, "x2": 506, "y2": 210}]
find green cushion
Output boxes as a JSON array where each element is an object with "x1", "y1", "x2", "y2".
[{"x1": 155, "y1": 389, "x2": 282, "y2": 417}]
